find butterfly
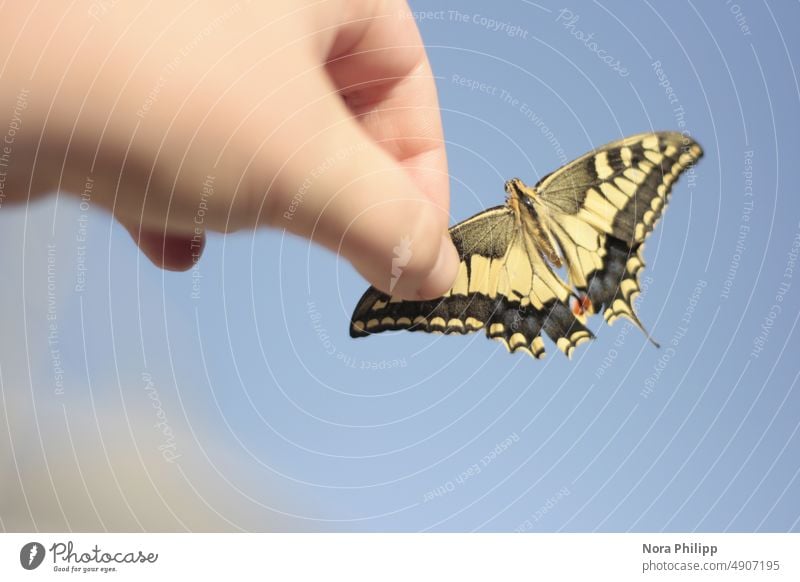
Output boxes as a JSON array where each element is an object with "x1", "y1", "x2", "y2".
[{"x1": 350, "y1": 132, "x2": 703, "y2": 359}]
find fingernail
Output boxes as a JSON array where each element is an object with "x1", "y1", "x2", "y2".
[{"x1": 416, "y1": 234, "x2": 459, "y2": 299}]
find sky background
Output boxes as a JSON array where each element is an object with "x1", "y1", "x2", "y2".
[{"x1": 1, "y1": 0, "x2": 799, "y2": 532}]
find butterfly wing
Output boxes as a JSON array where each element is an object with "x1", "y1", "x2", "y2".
[
  {"x1": 350, "y1": 205, "x2": 593, "y2": 359},
  {"x1": 533, "y1": 131, "x2": 703, "y2": 334}
]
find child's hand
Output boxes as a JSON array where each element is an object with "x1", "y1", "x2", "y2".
[{"x1": 0, "y1": 0, "x2": 458, "y2": 299}]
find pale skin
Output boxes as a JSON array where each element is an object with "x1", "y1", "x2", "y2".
[{"x1": 0, "y1": 0, "x2": 459, "y2": 300}]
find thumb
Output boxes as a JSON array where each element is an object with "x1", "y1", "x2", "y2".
[{"x1": 265, "y1": 83, "x2": 459, "y2": 300}]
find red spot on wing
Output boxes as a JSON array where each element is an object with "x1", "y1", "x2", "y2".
[{"x1": 572, "y1": 294, "x2": 593, "y2": 316}]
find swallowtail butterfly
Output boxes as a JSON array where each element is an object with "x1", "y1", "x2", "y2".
[{"x1": 350, "y1": 132, "x2": 702, "y2": 359}]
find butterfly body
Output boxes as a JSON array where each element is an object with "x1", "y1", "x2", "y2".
[
  {"x1": 507, "y1": 178, "x2": 564, "y2": 269},
  {"x1": 350, "y1": 132, "x2": 702, "y2": 360}
]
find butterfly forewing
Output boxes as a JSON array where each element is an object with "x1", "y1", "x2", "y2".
[{"x1": 350, "y1": 206, "x2": 593, "y2": 359}]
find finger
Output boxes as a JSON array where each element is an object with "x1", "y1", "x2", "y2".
[
  {"x1": 264, "y1": 72, "x2": 458, "y2": 300},
  {"x1": 122, "y1": 220, "x2": 204, "y2": 272},
  {"x1": 325, "y1": 1, "x2": 449, "y2": 209},
  {"x1": 347, "y1": 58, "x2": 449, "y2": 221}
]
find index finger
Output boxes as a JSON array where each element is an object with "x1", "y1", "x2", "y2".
[{"x1": 324, "y1": 2, "x2": 450, "y2": 212}]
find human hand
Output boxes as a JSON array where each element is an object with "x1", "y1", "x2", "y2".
[{"x1": 0, "y1": 0, "x2": 459, "y2": 299}]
